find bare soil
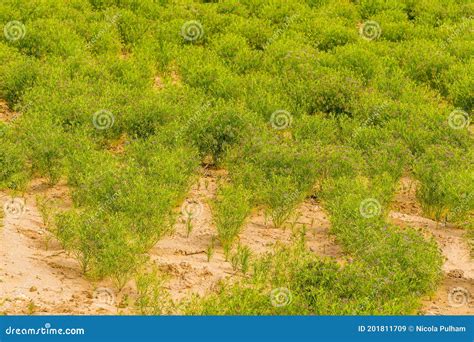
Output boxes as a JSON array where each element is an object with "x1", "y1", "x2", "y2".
[
  {"x1": 0, "y1": 179, "x2": 120, "y2": 315},
  {"x1": 0, "y1": 100, "x2": 17, "y2": 123},
  {"x1": 0, "y1": 173, "x2": 472, "y2": 314}
]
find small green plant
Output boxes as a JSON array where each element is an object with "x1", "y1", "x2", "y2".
[
  {"x1": 135, "y1": 267, "x2": 173, "y2": 315},
  {"x1": 206, "y1": 236, "x2": 216, "y2": 262},
  {"x1": 0, "y1": 0, "x2": 471, "y2": 317},
  {"x1": 185, "y1": 213, "x2": 193, "y2": 238},
  {"x1": 212, "y1": 184, "x2": 251, "y2": 259},
  {"x1": 294, "y1": 224, "x2": 307, "y2": 245},
  {"x1": 36, "y1": 195, "x2": 54, "y2": 228},
  {"x1": 230, "y1": 244, "x2": 252, "y2": 274}
]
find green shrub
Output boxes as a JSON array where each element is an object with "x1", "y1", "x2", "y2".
[
  {"x1": 54, "y1": 210, "x2": 100, "y2": 274},
  {"x1": 17, "y1": 18, "x2": 86, "y2": 58},
  {"x1": 17, "y1": 114, "x2": 69, "y2": 185},
  {"x1": 185, "y1": 103, "x2": 253, "y2": 164},
  {"x1": 0, "y1": 43, "x2": 39, "y2": 106},
  {"x1": 293, "y1": 114, "x2": 339, "y2": 145},
  {"x1": 304, "y1": 67, "x2": 363, "y2": 115},
  {"x1": 441, "y1": 60, "x2": 474, "y2": 112},
  {"x1": 230, "y1": 244, "x2": 252, "y2": 274},
  {"x1": 261, "y1": 175, "x2": 304, "y2": 228},
  {"x1": 0, "y1": 135, "x2": 29, "y2": 191},
  {"x1": 299, "y1": 17, "x2": 358, "y2": 51},
  {"x1": 414, "y1": 145, "x2": 474, "y2": 224},
  {"x1": 396, "y1": 40, "x2": 455, "y2": 90},
  {"x1": 135, "y1": 267, "x2": 173, "y2": 315}
]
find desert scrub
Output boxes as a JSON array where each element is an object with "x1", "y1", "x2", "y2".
[
  {"x1": 396, "y1": 40, "x2": 455, "y2": 90},
  {"x1": 315, "y1": 145, "x2": 366, "y2": 180},
  {"x1": 441, "y1": 60, "x2": 474, "y2": 112},
  {"x1": 223, "y1": 136, "x2": 320, "y2": 228},
  {"x1": 212, "y1": 184, "x2": 251, "y2": 258},
  {"x1": 226, "y1": 134, "x2": 320, "y2": 201},
  {"x1": 65, "y1": 147, "x2": 119, "y2": 207},
  {"x1": 54, "y1": 210, "x2": 99, "y2": 274},
  {"x1": 0, "y1": 44, "x2": 39, "y2": 106},
  {"x1": 441, "y1": 169, "x2": 474, "y2": 226},
  {"x1": 93, "y1": 216, "x2": 147, "y2": 290},
  {"x1": 348, "y1": 126, "x2": 411, "y2": 179},
  {"x1": 54, "y1": 209, "x2": 146, "y2": 288},
  {"x1": 320, "y1": 176, "x2": 442, "y2": 295},
  {"x1": 293, "y1": 114, "x2": 339, "y2": 145},
  {"x1": 1, "y1": 0, "x2": 472, "y2": 316},
  {"x1": 53, "y1": 141, "x2": 200, "y2": 283},
  {"x1": 286, "y1": 66, "x2": 363, "y2": 116}
]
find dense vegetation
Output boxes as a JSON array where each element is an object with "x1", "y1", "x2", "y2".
[{"x1": 0, "y1": 0, "x2": 473, "y2": 314}]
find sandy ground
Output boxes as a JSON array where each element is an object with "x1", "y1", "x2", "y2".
[
  {"x1": 0, "y1": 172, "x2": 472, "y2": 314},
  {"x1": 0, "y1": 180, "x2": 120, "y2": 315},
  {"x1": 0, "y1": 100, "x2": 18, "y2": 123}
]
